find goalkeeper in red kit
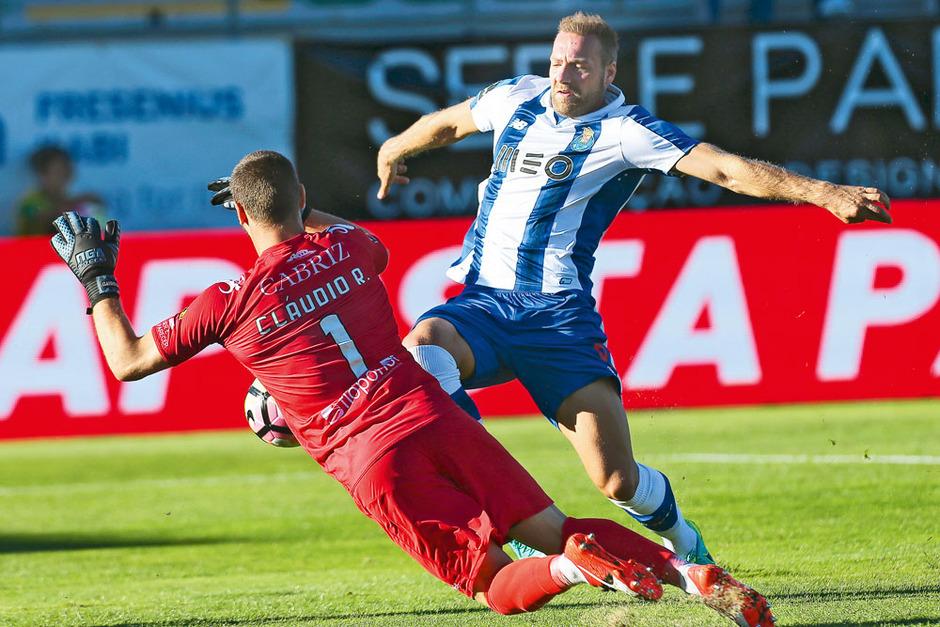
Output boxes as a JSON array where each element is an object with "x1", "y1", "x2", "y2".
[{"x1": 50, "y1": 150, "x2": 773, "y2": 626}]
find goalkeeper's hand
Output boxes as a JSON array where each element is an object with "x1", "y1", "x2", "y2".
[
  {"x1": 50, "y1": 211, "x2": 121, "y2": 314},
  {"x1": 208, "y1": 176, "x2": 235, "y2": 209}
]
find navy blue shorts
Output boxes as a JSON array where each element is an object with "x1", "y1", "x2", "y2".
[{"x1": 416, "y1": 285, "x2": 620, "y2": 424}]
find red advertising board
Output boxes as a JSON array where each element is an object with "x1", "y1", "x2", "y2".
[{"x1": 2, "y1": 201, "x2": 938, "y2": 439}]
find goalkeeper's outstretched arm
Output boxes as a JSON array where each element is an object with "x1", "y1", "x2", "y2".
[
  {"x1": 92, "y1": 298, "x2": 168, "y2": 382},
  {"x1": 50, "y1": 211, "x2": 169, "y2": 382}
]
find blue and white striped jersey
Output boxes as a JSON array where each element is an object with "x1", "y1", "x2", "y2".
[{"x1": 446, "y1": 74, "x2": 699, "y2": 294}]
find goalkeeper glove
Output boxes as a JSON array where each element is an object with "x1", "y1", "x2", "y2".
[
  {"x1": 208, "y1": 176, "x2": 236, "y2": 209},
  {"x1": 50, "y1": 211, "x2": 121, "y2": 314}
]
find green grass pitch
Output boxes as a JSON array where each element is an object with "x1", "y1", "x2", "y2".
[{"x1": 0, "y1": 400, "x2": 937, "y2": 626}]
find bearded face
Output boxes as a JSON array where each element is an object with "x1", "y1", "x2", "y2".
[{"x1": 549, "y1": 32, "x2": 615, "y2": 118}]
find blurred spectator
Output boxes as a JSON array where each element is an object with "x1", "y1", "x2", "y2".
[{"x1": 15, "y1": 145, "x2": 104, "y2": 236}]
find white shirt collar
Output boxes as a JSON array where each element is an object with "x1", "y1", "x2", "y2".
[{"x1": 543, "y1": 84, "x2": 626, "y2": 125}]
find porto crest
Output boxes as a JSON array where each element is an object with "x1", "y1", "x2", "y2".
[{"x1": 571, "y1": 126, "x2": 597, "y2": 152}]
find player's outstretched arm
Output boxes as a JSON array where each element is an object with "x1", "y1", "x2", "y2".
[
  {"x1": 376, "y1": 99, "x2": 479, "y2": 199},
  {"x1": 674, "y1": 143, "x2": 892, "y2": 224},
  {"x1": 50, "y1": 211, "x2": 169, "y2": 382},
  {"x1": 91, "y1": 298, "x2": 169, "y2": 381}
]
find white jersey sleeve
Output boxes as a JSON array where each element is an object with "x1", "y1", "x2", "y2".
[
  {"x1": 469, "y1": 75, "x2": 549, "y2": 133},
  {"x1": 619, "y1": 105, "x2": 700, "y2": 174}
]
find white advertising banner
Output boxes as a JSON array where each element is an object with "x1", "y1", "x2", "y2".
[{"x1": 0, "y1": 38, "x2": 293, "y2": 234}]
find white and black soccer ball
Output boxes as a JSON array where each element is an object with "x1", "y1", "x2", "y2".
[{"x1": 244, "y1": 379, "x2": 299, "y2": 448}]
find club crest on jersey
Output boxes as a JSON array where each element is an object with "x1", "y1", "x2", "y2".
[
  {"x1": 218, "y1": 276, "x2": 245, "y2": 294},
  {"x1": 571, "y1": 126, "x2": 596, "y2": 152},
  {"x1": 509, "y1": 118, "x2": 529, "y2": 131}
]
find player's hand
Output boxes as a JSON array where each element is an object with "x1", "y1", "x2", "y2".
[
  {"x1": 50, "y1": 211, "x2": 121, "y2": 312},
  {"x1": 208, "y1": 176, "x2": 236, "y2": 209},
  {"x1": 376, "y1": 146, "x2": 410, "y2": 200},
  {"x1": 824, "y1": 185, "x2": 892, "y2": 225}
]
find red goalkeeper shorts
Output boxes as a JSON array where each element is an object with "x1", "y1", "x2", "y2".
[{"x1": 349, "y1": 405, "x2": 553, "y2": 597}]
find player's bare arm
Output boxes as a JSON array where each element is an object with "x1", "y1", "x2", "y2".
[
  {"x1": 675, "y1": 142, "x2": 892, "y2": 224},
  {"x1": 91, "y1": 298, "x2": 168, "y2": 381},
  {"x1": 50, "y1": 211, "x2": 169, "y2": 381},
  {"x1": 376, "y1": 99, "x2": 479, "y2": 199}
]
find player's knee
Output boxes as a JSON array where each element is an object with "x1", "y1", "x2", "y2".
[
  {"x1": 473, "y1": 545, "x2": 514, "y2": 612},
  {"x1": 404, "y1": 318, "x2": 455, "y2": 349},
  {"x1": 596, "y1": 466, "x2": 640, "y2": 501},
  {"x1": 404, "y1": 318, "x2": 475, "y2": 377}
]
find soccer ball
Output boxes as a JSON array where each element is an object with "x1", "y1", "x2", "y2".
[{"x1": 244, "y1": 379, "x2": 299, "y2": 448}]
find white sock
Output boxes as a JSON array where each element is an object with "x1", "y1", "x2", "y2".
[
  {"x1": 549, "y1": 555, "x2": 587, "y2": 588},
  {"x1": 407, "y1": 344, "x2": 461, "y2": 394},
  {"x1": 610, "y1": 462, "x2": 699, "y2": 557}
]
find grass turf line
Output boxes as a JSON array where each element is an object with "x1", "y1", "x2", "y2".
[{"x1": 0, "y1": 399, "x2": 937, "y2": 626}]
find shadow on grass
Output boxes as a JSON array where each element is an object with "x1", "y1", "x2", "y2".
[
  {"x1": 774, "y1": 583, "x2": 940, "y2": 603},
  {"x1": 0, "y1": 532, "x2": 238, "y2": 554},
  {"x1": 779, "y1": 584, "x2": 940, "y2": 627},
  {"x1": 106, "y1": 602, "x2": 594, "y2": 626},
  {"x1": 315, "y1": 603, "x2": 594, "y2": 621}
]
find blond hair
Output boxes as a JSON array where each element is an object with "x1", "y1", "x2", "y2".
[{"x1": 558, "y1": 12, "x2": 619, "y2": 65}]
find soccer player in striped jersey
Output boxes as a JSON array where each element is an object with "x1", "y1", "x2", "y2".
[
  {"x1": 377, "y1": 12, "x2": 891, "y2": 564},
  {"x1": 50, "y1": 151, "x2": 775, "y2": 625}
]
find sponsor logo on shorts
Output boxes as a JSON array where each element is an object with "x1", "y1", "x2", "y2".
[{"x1": 594, "y1": 342, "x2": 612, "y2": 364}]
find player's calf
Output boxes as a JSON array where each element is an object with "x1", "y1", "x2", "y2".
[{"x1": 609, "y1": 462, "x2": 714, "y2": 565}]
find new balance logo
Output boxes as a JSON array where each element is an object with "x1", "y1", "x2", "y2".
[{"x1": 509, "y1": 118, "x2": 529, "y2": 131}]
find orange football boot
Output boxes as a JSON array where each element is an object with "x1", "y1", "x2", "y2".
[
  {"x1": 563, "y1": 532, "x2": 663, "y2": 601},
  {"x1": 685, "y1": 564, "x2": 775, "y2": 626}
]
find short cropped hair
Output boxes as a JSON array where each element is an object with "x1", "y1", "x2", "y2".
[
  {"x1": 229, "y1": 150, "x2": 301, "y2": 225},
  {"x1": 558, "y1": 12, "x2": 619, "y2": 65},
  {"x1": 29, "y1": 145, "x2": 72, "y2": 174}
]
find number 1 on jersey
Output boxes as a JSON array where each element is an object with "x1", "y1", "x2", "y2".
[{"x1": 319, "y1": 314, "x2": 368, "y2": 377}]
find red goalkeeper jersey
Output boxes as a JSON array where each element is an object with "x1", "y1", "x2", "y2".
[{"x1": 151, "y1": 225, "x2": 443, "y2": 487}]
